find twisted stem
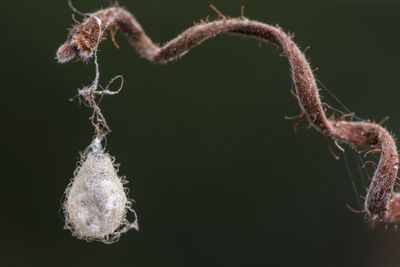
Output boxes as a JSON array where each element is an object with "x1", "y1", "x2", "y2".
[{"x1": 56, "y1": 5, "x2": 399, "y2": 224}]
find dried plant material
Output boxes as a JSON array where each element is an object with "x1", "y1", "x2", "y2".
[
  {"x1": 57, "y1": 3, "x2": 399, "y2": 227},
  {"x1": 64, "y1": 139, "x2": 138, "y2": 244}
]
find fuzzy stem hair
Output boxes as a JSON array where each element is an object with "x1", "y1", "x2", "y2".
[{"x1": 57, "y1": 4, "x2": 400, "y2": 225}]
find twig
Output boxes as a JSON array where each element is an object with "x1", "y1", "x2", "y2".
[{"x1": 56, "y1": 5, "x2": 399, "y2": 225}]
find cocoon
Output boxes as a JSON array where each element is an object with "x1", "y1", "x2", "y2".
[{"x1": 64, "y1": 140, "x2": 138, "y2": 243}]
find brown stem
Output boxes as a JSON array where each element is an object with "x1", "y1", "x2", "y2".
[{"x1": 56, "y1": 5, "x2": 399, "y2": 224}]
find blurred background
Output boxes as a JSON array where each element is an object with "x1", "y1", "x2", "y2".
[{"x1": 2, "y1": 0, "x2": 400, "y2": 266}]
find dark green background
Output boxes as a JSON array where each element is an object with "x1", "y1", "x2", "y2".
[{"x1": 2, "y1": 0, "x2": 400, "y2": 266}]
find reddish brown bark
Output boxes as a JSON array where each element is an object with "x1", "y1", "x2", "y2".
[{"x1": 57, "y1": 6, "x2": 400, "y2": 224}]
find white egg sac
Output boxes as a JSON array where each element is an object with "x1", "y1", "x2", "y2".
[{"x1": 64, "y1": 149, "x2": 137, "y2": 243}]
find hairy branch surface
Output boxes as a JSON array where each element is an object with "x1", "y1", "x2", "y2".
[{"x1": 57, "y1": 5, "x2": 400, "y2": 225}]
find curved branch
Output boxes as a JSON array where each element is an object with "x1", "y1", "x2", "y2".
[{"x1": 56, "y1": 5, "x2": 399, "y2": 224}]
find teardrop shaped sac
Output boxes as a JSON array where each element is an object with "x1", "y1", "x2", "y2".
[{"x1": 63, "y1": 149, "x2": 138, "y2": 243}]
